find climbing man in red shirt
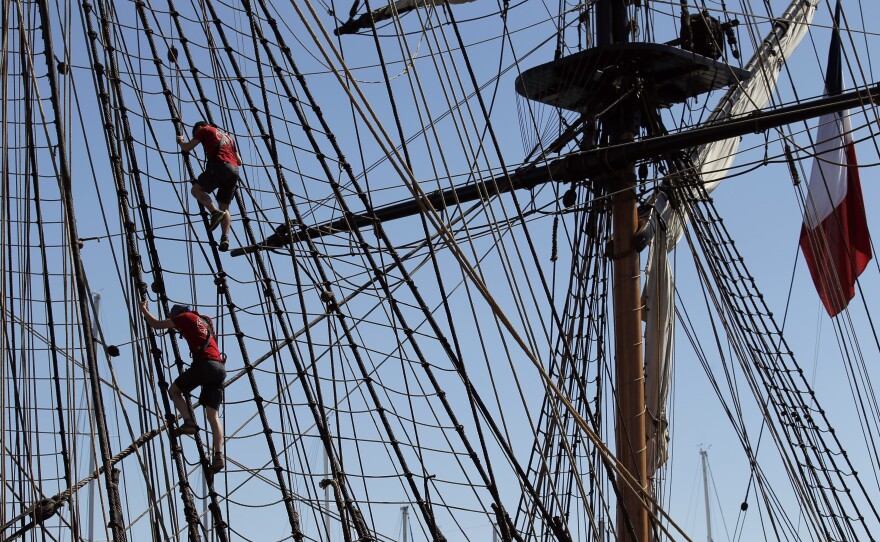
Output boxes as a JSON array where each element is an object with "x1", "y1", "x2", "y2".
[
  {"x1": 177, "y1": 121, "x2": 242, "y2": 252},
  {"x1": 140, "y1": 300, "x2": 226, "y2": 473}
]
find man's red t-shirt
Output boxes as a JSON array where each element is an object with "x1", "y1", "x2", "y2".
[
  {"x1": 194, "y1": 126, "x2": 240, "y2": 167},
  {"x1": 172, "y1": 312, "x2": 223, "y2": 363}
]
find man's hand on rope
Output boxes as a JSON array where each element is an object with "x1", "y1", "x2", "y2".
[{"x1": 177, "y1": 135, "x2": 199, "y2": 153}]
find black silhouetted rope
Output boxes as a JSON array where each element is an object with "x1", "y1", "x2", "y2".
[
  {"x1": 330, "y1": 4, "x2": 612, "y2": 534},
  {"x1": 634, "y1": 85, "x2": 880, "y2": 539},
  {"x1": 195, "y1": 0, "x2": 435, "y2": 537},
  {"x1": 148, "y1": 0, "x2": 385, "y2": 537},
  {"x1": 21, "y1": 23, "x2": 80, "y2": 541},
  {"x1": 137, "y1": 0, "x2": 309, "y2": 539},
  {"x1": 34, "y1": 0, "x2": 128, "y2": 539},
  {"x1": 515, "y1": 194, "x2": 616, "y2": 540},
  {"x1": 78, "y1": 1, "x2": 215, "y2": 539},
  {"x1": 239, "y1": 1, "x2": 571, "y2": 537},
  {"x1": 656, "y1": 140, "x2": 880, "y2": 540},
  {"x1": 356, "y1": 7, "x2": 524, "y2": 538}
]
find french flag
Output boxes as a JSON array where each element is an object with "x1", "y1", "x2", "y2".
[{"x1": 800, "y1": 2, "x2": 871, "y2": 317}]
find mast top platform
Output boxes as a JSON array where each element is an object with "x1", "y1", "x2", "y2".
[{"x1": 514, "y1": 43, "x2": 751, "y2": 114}]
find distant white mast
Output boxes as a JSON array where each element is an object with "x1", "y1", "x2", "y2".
[
  {"x1": 400, "y1": 506, "x2": 409, "y2": 542},
  {"x1": 701, "y1": 449, "x2": 713, "y2": 542}
]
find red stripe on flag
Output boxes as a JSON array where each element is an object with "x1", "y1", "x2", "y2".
[{"x1": 799, "y1": 142, "x2": 871, "y2": 316}]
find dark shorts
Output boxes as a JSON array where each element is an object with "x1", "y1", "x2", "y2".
[
  {"x1": 174, "y1": 358, "x2": 226, "y2": 410},
  {"x1": 194, "y1": 160, "x2": 239, "y2": 205}
]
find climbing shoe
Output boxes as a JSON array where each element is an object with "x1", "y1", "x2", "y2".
[
  {"x1": 211, "y1": 452, "x2": 225, "y2": 473},
  {"x1": 209, "y1": 210, "x2": 227, "y2": 231},
  {"x1": 218, "y1": 236, "x2": 229, "y2": 252},
  {"x1": 175, "y1": 419, "x2": 199, "y2": 436}
]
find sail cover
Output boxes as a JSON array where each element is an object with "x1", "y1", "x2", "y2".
[{"x1": 643, "y1": 0, "x2": 819, "y2": 476}]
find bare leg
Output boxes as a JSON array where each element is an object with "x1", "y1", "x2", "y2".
[
  {"x1": 169, "y1": 383, "x2": 192, "y2": 421},
  {"x1": 205, "y1": 407, "x2": 224, "y2": 453},
  {"x1": 191, "y1": 184, "x2": 218, "y2": 213},
  {"x1": 218, "y1": 201, "x2": 232, "y2": 237}
]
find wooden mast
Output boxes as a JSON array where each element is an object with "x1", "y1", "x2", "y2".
[{"x1": 595, "y1": 1, "x2": 650, "y2": 541}]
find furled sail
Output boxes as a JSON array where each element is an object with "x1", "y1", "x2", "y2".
[{"x1": 643, "y1": 0, "x2": 819, "y2": 477}]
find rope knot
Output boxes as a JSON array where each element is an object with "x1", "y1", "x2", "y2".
[{"x1": 32, "y1": 498, "x2": 61, "y2": 524}]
